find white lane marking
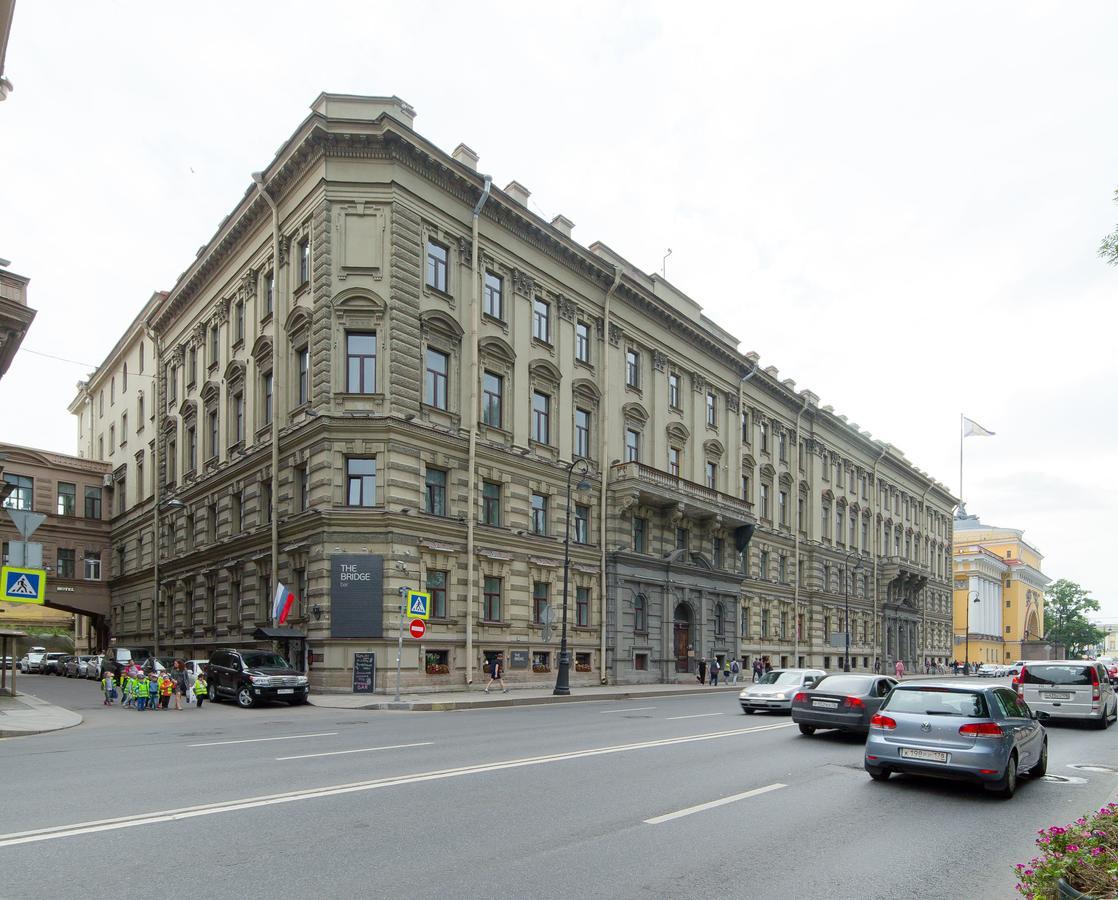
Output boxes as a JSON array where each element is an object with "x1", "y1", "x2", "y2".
[
  {"x1": 665, "y1": 713, "x2": 726, "y2": 720},
  {"x1": 598, "y1": 707, "x2": 657, "y2": 714},
  {"x1": 189, "y1": 732, "x2": 338, "y2": 748},
  {"x1": 0, "y1": 722, "x2": 793, "y2": 848},
  {"x1": 644, "y1": 783, "x2": 787, "y2": 824},
  {"x1": 277, "y1": 741, "x2": 433, "y2": 761}
]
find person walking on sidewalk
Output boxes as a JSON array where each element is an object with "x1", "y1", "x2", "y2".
[
  {"x1": 752, "y1": 659, "x2": 763, "y2": 682},
  {"x1": 193, "y1": 673, "x2": 208, "y2": 708},
  {"x1": 709, "y1": 658, "x2": 720, "y2": 686},
  {"x1": 101, "y1": 670, "x2": 116, "y2": 706},
  {"x1": 484, "y1": 653, "x2": 509, "y2": 694},
  {"x1": 729, "y1": 658, "x2": 741, "y2": 685},
  {"x1": 697, "y1": 658, "x2": 707, "y2": 685},
  {"x1": 894, "y1": 659, "x2": 906, "y2": 679}
]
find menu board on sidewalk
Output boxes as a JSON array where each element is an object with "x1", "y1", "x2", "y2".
[{"x1": 352, "y1": 652, "x2": 376, "y2": 693}]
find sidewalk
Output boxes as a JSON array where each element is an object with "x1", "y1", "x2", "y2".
[{"x1": 0, "y1": 692, "x2": 83, "y2": 739}]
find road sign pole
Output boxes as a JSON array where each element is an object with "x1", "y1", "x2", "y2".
[{"x1": 395, "y1": 586, "x2": 406, "y2": 703}]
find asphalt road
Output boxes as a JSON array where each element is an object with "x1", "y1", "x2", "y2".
[{"x1": 3, "y1": 675, "x2": 1117, "y2": 900}]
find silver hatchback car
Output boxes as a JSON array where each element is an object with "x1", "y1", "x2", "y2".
[{"x1": 864, "y1": 681, "x2": 1046, "y2": 798}]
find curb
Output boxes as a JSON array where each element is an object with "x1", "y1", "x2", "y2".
[{"x1": 0, "y1": 693, "x2": 84, "y2": 739}]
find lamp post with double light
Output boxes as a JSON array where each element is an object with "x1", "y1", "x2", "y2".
[
  {"x1": 554, "y1": 457, "x2": 592, "y2": 696},
  {"x1": 843, "y1": 551, "x2": 862, "y2": 672}
]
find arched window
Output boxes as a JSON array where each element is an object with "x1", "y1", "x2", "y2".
[
  {"x1": 715, "y1": 601, "x2": 725, "y2": 635},
  {"x1": 634, "y1": 594, "x2": 647, "y2": 633}
]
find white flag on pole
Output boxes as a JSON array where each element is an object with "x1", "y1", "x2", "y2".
[{"x1": 962, "y1": 417, "x2": 995, "y2": 438}]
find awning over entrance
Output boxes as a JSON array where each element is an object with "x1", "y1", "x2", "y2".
[{"x1": 252, "y1": 627, "x2": 306, "y2": 640}]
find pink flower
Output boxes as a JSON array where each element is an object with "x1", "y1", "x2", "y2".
[
  {"x1": 1024, "y1": 869, "x2": 1034, "y2": 876},
  {"x1": 1077, "y1": 818, "x2": 1088, "y2": 825},
  {"x1": 1038, "y1": 838, "x2": 1050, "y2": 845},
  {"x1": 1092, "y1": 847, "x2": 1105, "y2": 857},
  {"x1": 1068, "y1": 844, "x2": 1080, "y2": 852}
]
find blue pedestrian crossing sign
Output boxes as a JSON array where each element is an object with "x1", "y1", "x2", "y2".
[
  {"x1": 2, "y1": 566, "x2": 46, "y2": 604},
  {"x1": 407, "y1": 590, "x2": 431, "y2": 620}
]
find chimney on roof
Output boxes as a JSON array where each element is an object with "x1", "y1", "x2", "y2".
[
  {"x1": 504, "y1": 180, "x2": 531, "y2": 207},
  {"x1": 764, "y1": 366, "x2": 780, "y2": 378},
  {"x1": 745, "y1": 351, "x2": 760, "y2": 364},
  {"x1": 550, "y1": 214, "x2": 575, "y2": 238},
  {"x1": 801, "y1": 391, "x2": 819, "y2": 407},
  {"x1": 782, "y1": 379, "x2": 796, "y2": 391},
  {"x1": 452, "y1": 143, "x2": 479, "y2": 171}
]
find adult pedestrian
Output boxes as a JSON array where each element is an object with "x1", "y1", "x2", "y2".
[
  {"x1": 764, "y1": 658, "x2": 772, "y2": 675},
  {"x1": 873, "y1": 657, "x2": 881, "y2": 674},
  {"x1": 697, "y1": 658, "x2": 707, "y2": 685},
  {"x1": 752, "y1": 659, "x2": 762, "y2": 682},
  {"x1": 484, "y1": 653, "x2": 509, "y2": 694},
  {"x1": 170, "y1": 659, "x2": 188, "y2": 711},
  {"x1": 729, "y1": 657, "x2": 741, "y2": 685},
  {"x1": 895, "y1": 658, "x2": 905, "y2": 679},
  {"x1": 709, "y1": 658, "x2": 720, "y2": 686}
]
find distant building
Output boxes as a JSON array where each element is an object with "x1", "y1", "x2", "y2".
[
  {"x1": 0, "y1": 264, "x2": 34, "y2": 381},
  {"x1": 953, "y1": 509, "x2": 1049, "y2": 664}
]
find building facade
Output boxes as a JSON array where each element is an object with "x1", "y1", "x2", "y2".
[
  {"x1": 953, "y1": 509, "x2": 1049, "y2": 665},
  {"x1": 73, "y1": 94, "x2": 957, "y2": 692},
  {"x1": 0, "y1": 443, "x2": 111, "y2": 647},
  {"x1": 0, "y1": 264, "x2": 34, "y2": 381}
]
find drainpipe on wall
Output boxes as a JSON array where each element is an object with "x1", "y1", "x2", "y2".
[
  {"x1": 600, "y1": 266, "x2": 621, "y2": 685},
  {"x1": 465, "y1": 175, "x2": 492, "y2": 686},
  {"x1": 792, "y1": 391, "x2": 809, "y2": 665},
  {"x1": 145, "y1": 325, "x2": 162, "y2": 656},
  {"x1": 919, "y1": 481, "x2": 934, "y2": 669},
  {"x1": 871, "y1": 444, "x2": 888, "y2": 667},
  {"x1": 252, "y1": 173, "x2": 283, "y2": 609},
  {"x1": 736, "y1": 364, "x2": 758, "y2": 662}
]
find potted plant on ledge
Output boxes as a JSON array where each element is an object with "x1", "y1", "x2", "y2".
[{"x1": 1016, "y1": 804, "x2": 1118, "y2": 899}]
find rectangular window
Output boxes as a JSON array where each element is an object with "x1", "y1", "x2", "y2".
[
  {"x1": 424, "y1": 348, "x2": 449, "y2": 409},
  {"x1": 706, "y1": 392, "x2": 716, "y2": 426},
  {"x1": 532, "y1": 298, "x2": 550, "y2": 342},
  {"x1": 56, "y1": 482, "x2": 76, "y2": 516},
  {"x1": 574, "y1": 504, "x2": 590, "y2": 544},
  {"x1": 676, "y1": 527, "x2": 689, "y2": 550},
  {"x1": 265, "y1": 271, "x2": 274, "y2": 317},
  {"x1": 576, "y1": 586, "x2": 590, "y2": 627},
  {"x1": 575, "y1": 321, "x2": 590, "y2": 363},
  {"x1": 346, "y1": 458, "x2": 376, "y2": 507},
  {"x1": 760, "y1": 422, "x2": 769, "y2": 453},
  {"x1": 231, "y1": 490, "x2": 243, "y2": 533},
  {"x1": 166, "y1": 438, "x2": 176, "y2": 482},
  {"x1": 83, "y1": 550, "x2": 102, "y2": 581},
  {"x1": 797, "y1": 495, "x2": 805, "y2": 529},
  {"x1": 635, "y1": 652, "x2": 648, "y2": 671},
  {"x1": 482, "y1": 371, "x2": 503, "y2": 428},
  {"x1": 761, "y1": 609, "x2": 770, "y2": 638},
  {"x1": 779, "y1": 432, "x2": 787, "y2": 462},
  {"x1": 427, "y1": 569, "x2": 448, "y2": 618},
  {"x1": 186, "y1": 426, "x2": 197, "y2": 471},
  {"x1": 234, "y1": 300, "x2": 245, "y2": 343},
  {"x1": 669, "y1": 373, "x2": 680, "y2": 409},
  {"x1": 233, "y1": 392, "x2": 244, "y2": 443},
  {"x1": 741, "y1": 410, "x2": 749, "y2": 442},
  {"x1": 210, "y1": 325, "x2": 220, "y2": 368},
  {"x1": 56, "y1": 548, "x2": 76, "y2": 579},
  {"x1": 136, "y1": 455, "x2": 144, "y2": 497},
  {"x1": 262, "y1": 372, "x2": 273, "y2": 425},
  {"x1": 483, "y1": 271, "x2": 503, "y2": 319},
  {"x1": 207, "y1": 409, "x2": 219, "y2": 460},
  {"x1": 482, "y1": 481, "x2": 501, "y2": 526},
  {"x1": 625, "y1": 349, "x2": 640, "y2": 388},
  {"x1": 779, "y1": 490, "x2": 788, "y2": 526},
  {"x1": 98, "y1": 436, "x2": 104, "y2": 460},
  {"x1": 346, "y1": 332, "x2": 377, "y2": 394},
  {"x1": 531, "y1": 391, "x2": 550, "y2": 444},
  {"x1": 574, "y1": 408, "x2": 591, "y2": 458},
  {"x1": 759, "y1": 551, "x2": 769, "y2": 580},
  {"x1": 295, "y1": 466, "x2": 308, "y2": 512},
  {"x1": 261, "y1": 481, "x2": 272, "y2": 524},
  {"x1": 532, "y1": 581, "x2": 549, "y2": 624},
  {"x1": 425, "y1": 240, "x2": 448, "y2": 292},
  {"x1": 705, "y1": 461, "x2": 717, "y2": 489},
  {"x1": 298, "y1": 238, "x2": 310, "y2": 285},
  {"x1": 297, "y1": 347, "x2": 309, "y2": 405},
  {"x1": 836, "y1": 508, "x2": 844, "y2": 544},
  {"x1": 760, "y1": 483, "x2": 770, "y2": 519},
  {"x1": 109, "y1": 424, "x2": 115, "y2": 453},
  {"x1": 633, "y1": 516, "x2": 647, "y2": 553},
  {"x1": 861, "y1": 520, "x2": 869, "y2": 550},
  {"x1": 137, "y1": 394, "x2": 144, "y2": 425},
  {"x1": 483, "y1": 576, "x2": 502, "y2": 621},
  {"x1": 625, "y1": 429, "x2": 641, "y2": 463},
  {"x1": 530, "y1": 492, "x2": 548, "y2": 535},
  {"x1": 713, "y1": 538, "x2": 724, "y2": 569},
  {"x1": 424, "y1": 468, "x2": 447, "y2": 516},
  {"x1": 742, "y1": 474, "x2": 751, "y2": 501},
  {"x1": 120, "y1": 412, "x2": 128, "y2": 446}
]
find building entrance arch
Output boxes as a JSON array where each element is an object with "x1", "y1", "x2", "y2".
[{"x1": 673, "y1": 603, "x2": 692, "y2": 673}]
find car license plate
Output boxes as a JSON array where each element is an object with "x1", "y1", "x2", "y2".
[
  {"x1": 813, "y1": 700, "x2": 838, "y2": 709},
  {"x1": 900, "y1": 748, "x2": 948, "y2": 763},
  {"x1": 277, "y1": 688, "x2": 294, "y2": 695},
  {"x1": 1044, "y1": 692, "x2": 1072, "y2": 700}
]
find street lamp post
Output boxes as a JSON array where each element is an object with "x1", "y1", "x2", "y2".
[
  {"x1": 554, "y1": 457, "x2": 592, "y2": 696},
  {"x1": 965, "y1": 590, "x2": 980, "y2": 675},
  {"x1": 844, "y1": 552, "x2": 862, "y2": 673}
]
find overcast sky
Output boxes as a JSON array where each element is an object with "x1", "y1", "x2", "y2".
[{"x1": 3, "y1": 2, "x2": 1116, "y2": 615}]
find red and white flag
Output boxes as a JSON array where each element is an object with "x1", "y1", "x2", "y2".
[{"x1": 272, "y1": 582, "x2": 294, "y2": 625}]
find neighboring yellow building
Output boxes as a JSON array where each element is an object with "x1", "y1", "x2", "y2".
[{"x1": 953, "y1": 509, "x2": 1049, "y2": 666}]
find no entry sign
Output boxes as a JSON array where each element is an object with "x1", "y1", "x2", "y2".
[{"x1": 409, "y1": 618, "x2": 427, "y2": 639}]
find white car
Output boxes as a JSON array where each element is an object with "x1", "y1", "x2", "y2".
[
  {"x1": 739, "y1": 669, "x2": 827, "y2": 713},
  {"x1": 184, "y1": 659, "x2": 209, "y2": 685},
  {"x1": 978, "y1": 663, "x2": 1001, "y2": 677}
]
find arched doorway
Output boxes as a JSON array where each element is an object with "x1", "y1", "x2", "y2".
[
  {"x1": 673, "y1": 603, "x2": 692, "y2": 673},
  {"x1": 1025, "y1": 610, "x2": 1040, "y2": 641}
]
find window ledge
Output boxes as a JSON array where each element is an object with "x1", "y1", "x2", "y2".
[
  {"x1": 233, "y1": 338, "x2": 245, "y2": 352},
  {"x1": 425, "y1": 285, "x2": 455, "y2": 303},
  {"x1": 260, "y1": 312, "x2": 274, "y2": 326},
  {"x1": 480, "y1": 620, "x2": 510, "y2": 628},
  {"x1": 531, "y1": 337, "x2": 553, "y2": 352}
]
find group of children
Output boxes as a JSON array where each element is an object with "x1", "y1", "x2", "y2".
[{"x1": 101, "y1": 665, "x2": 208, "y2": 710}]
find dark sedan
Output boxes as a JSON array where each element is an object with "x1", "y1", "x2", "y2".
[{"x1": 791, "y1": 674, "x2": 898, "y2": 735}]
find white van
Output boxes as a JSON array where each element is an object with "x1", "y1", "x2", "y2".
[{"x1": 1019, "y1": 660, "x2": 1118, "y2": 728}]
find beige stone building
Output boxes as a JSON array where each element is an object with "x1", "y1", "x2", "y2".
[
  {"x1": 0, "y1": 264, "x2": 34, "y2": 381},
  {"x1": 73, "y1": 94, "x2": 956, "y2": 693}
]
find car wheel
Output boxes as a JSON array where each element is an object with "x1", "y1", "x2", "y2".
[
  {"x1": 236, "y1": 685, "x2": 255, "y2": 709},
  {"x1": 987, "y1": 755, "x2": 1017, "y2": 798},
  {"x1": 742, "y1": 708, "x2": 755, "y2": 715},
  {"x1": 866, "y1": 766, "x2": 890, "y2": 782},
  {"x1": 1031, "y1": 739, "x2": 1048, "y2": 777},
  {"x1": 1093, "y1": 712, "x2": 1109, "y2": 730},
  {"x1": 798, "y1": 724, "x2": 816, "y2": 736}
]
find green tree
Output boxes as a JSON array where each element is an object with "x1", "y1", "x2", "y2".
[
  {"x1": 1100, "y1": 188, "x2": 1118, "y2": 266},
  {"x1": 1044, "y1": 579, "x2": 1104, "y2": 657}
]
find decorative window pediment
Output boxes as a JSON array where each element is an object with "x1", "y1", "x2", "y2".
[
  {"x1": 421, "y1": 309, "x2": 464, "y2": 342},
  {"x1": 224, "y1": 359, "x2": 246, "y2": 386},
  {"x1": 622, "y1": 401, "x2": 649, "y2": 425},
  {"x1": 200, "y1": 380, "x2": 221, "y2": 404},
  {"x1": 161, "y1": 415, "x2": 177, "y2": 434},
  {"x1": 251, "y1": 335, "x2": 273, "y2": 364},
  {"x1": 285, "y1": 304, "x2": 312, "y2": 338},
  {"x1": 478, "y1": 335, "x2": 516, "y2": 367},
  {"x1": 703, "y1": 438, "x2": 725, "y2": 458},
  {"x1": 572, "y1": 377, "x2": 600, "y2": 405},
  {"x1": 179, "y1": 399, "x2": 197, "y2": 421},
  {"x1": 528, "y1": 358, "x2": 562, "y2": 385},
  {"x1": 820, "y1": 487, "x2": 834, "y2": 501}
]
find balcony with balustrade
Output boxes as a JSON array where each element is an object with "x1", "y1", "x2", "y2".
[{"x1": 609, "y1": 461, "x2": 754, "y2": 528}]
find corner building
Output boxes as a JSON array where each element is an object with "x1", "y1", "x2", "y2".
[{"x1": 74, "y1": 94, "x2": 957, "y2": 692}]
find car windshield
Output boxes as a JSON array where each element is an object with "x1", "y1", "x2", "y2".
[
  {"x1": 812, "y1": 675, "x2": 874, "y2": 694},
  {"x1": 1023, "y1": 665, "x2": 1094, "y2": 686},
  {"x1": 885, "y1": 688, "x2": 989, "y2": 718},
  {"x1": 758, "y1": 671, "x2": 803, "y2": 686},
  {"x1": 241, "y1": 652, "x2": 290, "y2": 669}
]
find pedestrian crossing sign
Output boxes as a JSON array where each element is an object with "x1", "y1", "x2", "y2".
[
  {"x1": 407, "y1": 590, "x2": 431, "y2": 620},
  {"x1": 2, "y1": 566, "x2": 46, "y2": 604}
]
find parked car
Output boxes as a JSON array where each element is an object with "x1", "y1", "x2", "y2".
[
  {"x1": 791, "y1": 674, "x2": 898, "y2": 735},
  {"x1": 207, "y1": 648, "x2": 309, "y2": 709},
  {"x1": 21, "y1": 647, "x2": 47, "y2": 673},
  {"x1": 739, "y1": 669, "x2": 827, "y2": 714},
  {"x1": 183, "y1": 659, "x2": 209, "y2": 686},
  {"x1": 139, "y1": 657, "x2": 175, "y2": 675},
  {"x1": 1017, "y1": 660, "x2": 1118, "y2": 729},
  {"x1": 64, "y1": 655, "x2": 96, "y2": 677},
  {"x1": 864, "y1": 681, "x2": 1047, "y2": 798},
  {"x1": 101, "y1": 647, "x2": 153, "y2": 674},
  {"x1": 86, "y1": 655, "x2": 104, "y2": 679},
  {"x1": 42, "y1": 652, "x2": 69, "y2": 675}
]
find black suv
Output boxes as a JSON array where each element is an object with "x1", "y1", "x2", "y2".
[{"x1": 207, "y1": 649, "x2": 309, "y2": 709}]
